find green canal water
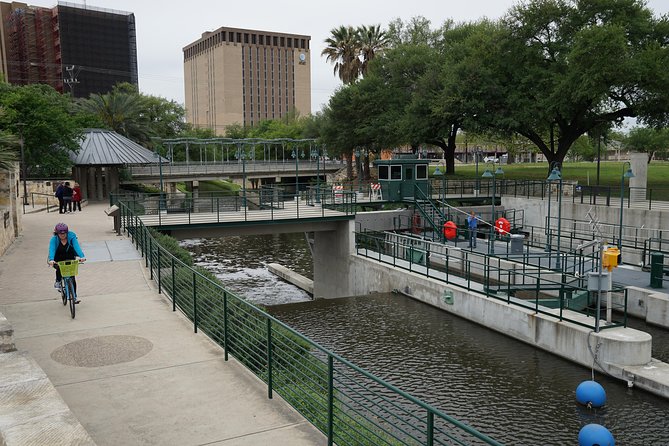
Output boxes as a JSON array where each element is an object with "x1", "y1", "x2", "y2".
[{"x1": 182, "y1": 233, "x2": 669, "y2": 445}]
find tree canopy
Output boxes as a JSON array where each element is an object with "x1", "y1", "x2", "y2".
[
  {"x1": 318, "y1": 0, "x2": 669, "y2": 173},
  {"x1": 0, "y1": 83, "x2": 82, "y2": 176}
]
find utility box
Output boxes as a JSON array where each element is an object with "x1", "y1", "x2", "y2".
[
  {"x1": 650, "y1": 252, "x2": 664, "y2": 289},
  {"x1": 509, "y1": 234, "x2": 524, "y2": 254},
  {"x1": 587, "y1": 271, "x2": 610, "y2": 292},
  {"x1": 602, "y1": 247, "x2": 620, "y2": 271}
]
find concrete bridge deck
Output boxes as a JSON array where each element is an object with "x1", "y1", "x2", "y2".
[{"x1": 0, "y1": 203, "x2": 326, "y2": 445}]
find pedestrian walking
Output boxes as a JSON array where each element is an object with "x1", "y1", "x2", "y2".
[
  {"x1": 467, "y1": 210, "x2": 479, "y2": 249},
  {"x1": 72, "y1": 183, "x2": 82, "y2": 212},
  {"x1": 62, "y1": 182, "x2": 73, "y2": 213},
  {"x1": 55, "y1": 182, "x2": 65, "y2": 214}
]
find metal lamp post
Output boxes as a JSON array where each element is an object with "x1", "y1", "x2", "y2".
[
  {"x1": 155, "y1": 151, "x2": 165, "y2": 211},
  {"x1": 482, "y1": 161, "x2": 504, "y2": 255},
  {"x1": 15, "y1": 123, "x2": 28, "y2": 208},
  {"x1": 354, "y1": 148, "x2": 362, "y2": 193},
  {"x1": 235, "y1": 145, "x2": 247, "y2": 207},
  {"x1": 547, "y1": 163, "x2": 562, "y2": 270},
  {"x1": 619, "y1": 162, "x2": 635, "y2": 260},
  {"x1": 474, "y1": 147, "x2": 481, "y2": 196},
  {"x1": 310, "y1": 146, "x2": 321, "y2": 203},
  {"x1": 433, "y1": 165, "x2": 445, "y2": 214},
  {"x1": 291, "y1": 147, "x2": 303, "y2": 200}
]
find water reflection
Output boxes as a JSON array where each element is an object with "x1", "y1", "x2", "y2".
[{"x1": 269, "y1": 294, "x2": 669, "y2": 445}]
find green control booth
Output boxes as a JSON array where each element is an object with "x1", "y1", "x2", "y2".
[{"x1": 373, "y1": 156, "x2": 430, "y2": 201}]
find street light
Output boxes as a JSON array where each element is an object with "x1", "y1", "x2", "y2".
[
  {"x1": 619, "y1": 162, "x2": 635, "y2": 260},
  {"x1": 355, "y1": 148, "x2": 364, "y2": 193},
  {"x1": 482, "y1": 161, "x2": 504, "y2": 255},
  {"x1": 235, "y1": 144, "x2": 247, "y2": 207},
  {"x1": 547, "y1": 163, "x2": 562, "y2": 270},
  {"x1": 154, "y1": 150, "x2": 165, "y2": 211},
  {"x1": 474, "y1": 146, "x2": 481, "y2": 196},
  {"x1": 310, "y1": 145, "x2": 321, "y2": 203},
  {"x1": 291, "y1": 147, "x2": 304, "y2": 200},
  {"x1": 15, "y1": 123, "x2": 28, "y2": 208},
  {"x1": 433, "y1": 165, "x2": 445, "y2": 214}
]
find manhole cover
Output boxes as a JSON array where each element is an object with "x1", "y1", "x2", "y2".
[{"x1": 51, "y1": 335, "x2": 153, "y2": 367}]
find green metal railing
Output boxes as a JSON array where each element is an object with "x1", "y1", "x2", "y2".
[
  {"x1": 112, "y1": 186, "x2": 357, "y2": 227},
  {"x1": 117, "y1": 201, "x2": 502, "y2": 446},
  {"x1": 355, "y1": 230, "x2": 628, "y2": 331}
]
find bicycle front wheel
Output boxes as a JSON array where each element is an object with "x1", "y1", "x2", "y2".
[
  {"x1": 61, "y1": 282, "x2": 67, "y2": 306},
  {"x1": 66, "y1": 280, "x2": 76, "y2": 319}
]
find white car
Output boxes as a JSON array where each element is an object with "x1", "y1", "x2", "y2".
[{"x1": 483, "y1": 156, "x2": 499, "y2": 163}]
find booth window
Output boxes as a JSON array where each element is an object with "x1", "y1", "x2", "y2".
[
  {"x1": 378, "y1": 165, "x2": 389, "y2": 180},
  {"x1": 416, "y1": 164, "x2": 428, "y2": 179},
  {"x1": 391, "y1": 165, "x2": 402, "y2": 180}
]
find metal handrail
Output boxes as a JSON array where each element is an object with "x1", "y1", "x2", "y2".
[
  {"x1": 117, "y1": 201, "x2": 502, "y2": 446},
  {"x1": 355, "y1": 230, "x2": 627, "y2": 332}
]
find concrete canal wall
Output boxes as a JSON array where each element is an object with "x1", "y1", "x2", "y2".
[{"x1": 346, "y1": 255, "x2": 669, "y2": 399}]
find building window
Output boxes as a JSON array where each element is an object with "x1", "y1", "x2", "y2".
[
  {"x1": 391, "y1": 166, "x2": 402, "y2": 180},
  {"x1": 280, "y1": 37, "x2": 285, "y2": 47},
  {"x1": 229, "y1": 32, "x2": 234, "y2": 42},
  {"x1": 252, "y1": 34, "x2": 256, "y2": 44},
  {"x1": 300, "y1": 39, "x2": 305, "y2": 49},
  {"x1": 378, "y1": 166, "x2": 389, "y2": 180},
  {"x1": 416, "y1": 165, "x2": 428, "y2": 180},
  {"x1": 259, "y1": 35, "x2": 264, "y2": 45},
  {"x1": 237, "y1": 33, "x2": 241, "y2": 43},
  {"x1": 273, "y1": 36, "x2": 278, "y2": 46},
  {"x1": 287, "y1": 38, "x2": 292, "y2": 48},
  {"x1": 244, "y1": 33, "x2": 249, "y2": 44}
]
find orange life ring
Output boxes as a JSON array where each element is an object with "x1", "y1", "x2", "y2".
[
  {"x1": 443, "y1": 221, "x2": 457, "y2": 240},
  {"x1": 495, "y1": 217, "x2": 511, "y2": 235}
]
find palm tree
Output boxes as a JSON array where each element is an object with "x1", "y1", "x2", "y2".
[
  {"x1": 78, "y1": 91, "x2": 152, "y2": 145},
  {"x1": 321, "y1": 26, "x2": 362, "y2": 85},
  {"x1": 358, "y1": 24, "x2": 389, "y2": 76}
]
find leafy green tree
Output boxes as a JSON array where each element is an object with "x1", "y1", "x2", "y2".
[
  {"x1": 0, "y1": 107, "x2": 18, "y2": 171},
  {"x1": 0, "y1": 83, "x2": 82, "y2": 175},
  {"x1": 624, "y1": 127, "x2": 669, "y2": 162},
  {"x1": 465, "y1": 0, "x2": 669, "y2": 170}
]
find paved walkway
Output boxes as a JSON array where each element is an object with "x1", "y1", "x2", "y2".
[{"x1": 0, "y1": 203, "x2": 325, "y2": 445}]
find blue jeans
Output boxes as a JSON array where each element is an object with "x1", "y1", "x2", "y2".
[{"x1": 469, "y1": 228, "x2": 477, "y2": 247}]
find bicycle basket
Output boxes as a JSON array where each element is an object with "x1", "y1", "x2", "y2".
[{"x1": 57, "y1": 260, "x2": 79, "y2": 277}]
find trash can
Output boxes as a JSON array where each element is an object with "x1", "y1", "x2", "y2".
[
  {"x1": 650, "y1": 252, "x2": 664, "y2": 289},
  {"x1": 509, "y1": 234, "x2": 524, "y2": 254}
]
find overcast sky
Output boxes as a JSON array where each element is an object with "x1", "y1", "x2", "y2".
[{"x1": 29, "y1": 0, "x2": 669, "y2": 113}]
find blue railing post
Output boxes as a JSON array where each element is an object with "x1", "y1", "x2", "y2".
[{"x1": 267, "y1": 318, "x2": 273, "y2": 399}]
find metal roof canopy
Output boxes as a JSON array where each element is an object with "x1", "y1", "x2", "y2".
[{"x1": 70, "y1": 129, "x2": 167, "y2": 166}]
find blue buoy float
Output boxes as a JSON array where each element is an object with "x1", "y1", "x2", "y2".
[
  {"x1": 576, "y1": 380, "x2": 607, "y2": 407},
  {"x1": 578, "y1": 423, "x2": 615, "y2": 446}
]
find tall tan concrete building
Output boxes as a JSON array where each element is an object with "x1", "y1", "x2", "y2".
[{"x1": 183, "y1": 26, "x2": 311, "y2": 133}]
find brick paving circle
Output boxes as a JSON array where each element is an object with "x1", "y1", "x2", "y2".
[{"x1": 51, "y1": 335, "x2": 153, "y2": 367}]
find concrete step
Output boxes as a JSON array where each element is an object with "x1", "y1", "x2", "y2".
[{"x1": 0, "y1": 351, "x2": 95, "y2": 446}]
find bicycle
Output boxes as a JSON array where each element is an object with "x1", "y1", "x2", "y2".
[{"x1": 56, "y1": 259, "x2": 81, "y2": 319}]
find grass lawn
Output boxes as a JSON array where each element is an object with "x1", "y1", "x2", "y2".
[
  {"x1": 177, "y1": 180, "x2": 240, "y2": 195},
  {"x1": 437, "y1": 161, "x2": 669, "y2": 192}
]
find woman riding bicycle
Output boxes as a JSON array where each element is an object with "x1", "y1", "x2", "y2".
[{"x1": 48, "y1": 223, "x2": 86, "y2": 303}]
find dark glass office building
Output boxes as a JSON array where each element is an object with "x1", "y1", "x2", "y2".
[{"x1": 0, "y1": 2, "x2": 138, "y2": 98}]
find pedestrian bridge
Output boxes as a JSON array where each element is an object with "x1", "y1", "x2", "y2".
[
  {"x1": 117, "y1": 189, "x2": 358, "y2": 239},
  {"x1": 123, "y1": 160, "x2": 344, "y2": 183}
]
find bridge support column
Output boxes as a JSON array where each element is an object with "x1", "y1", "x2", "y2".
[{"x1": 313, "y1": 220, "x2": 355, "y2": 298}]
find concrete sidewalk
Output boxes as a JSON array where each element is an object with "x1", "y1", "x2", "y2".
[{"x1": 0, "y1": 203, "x2": 326, "y2": 445}]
